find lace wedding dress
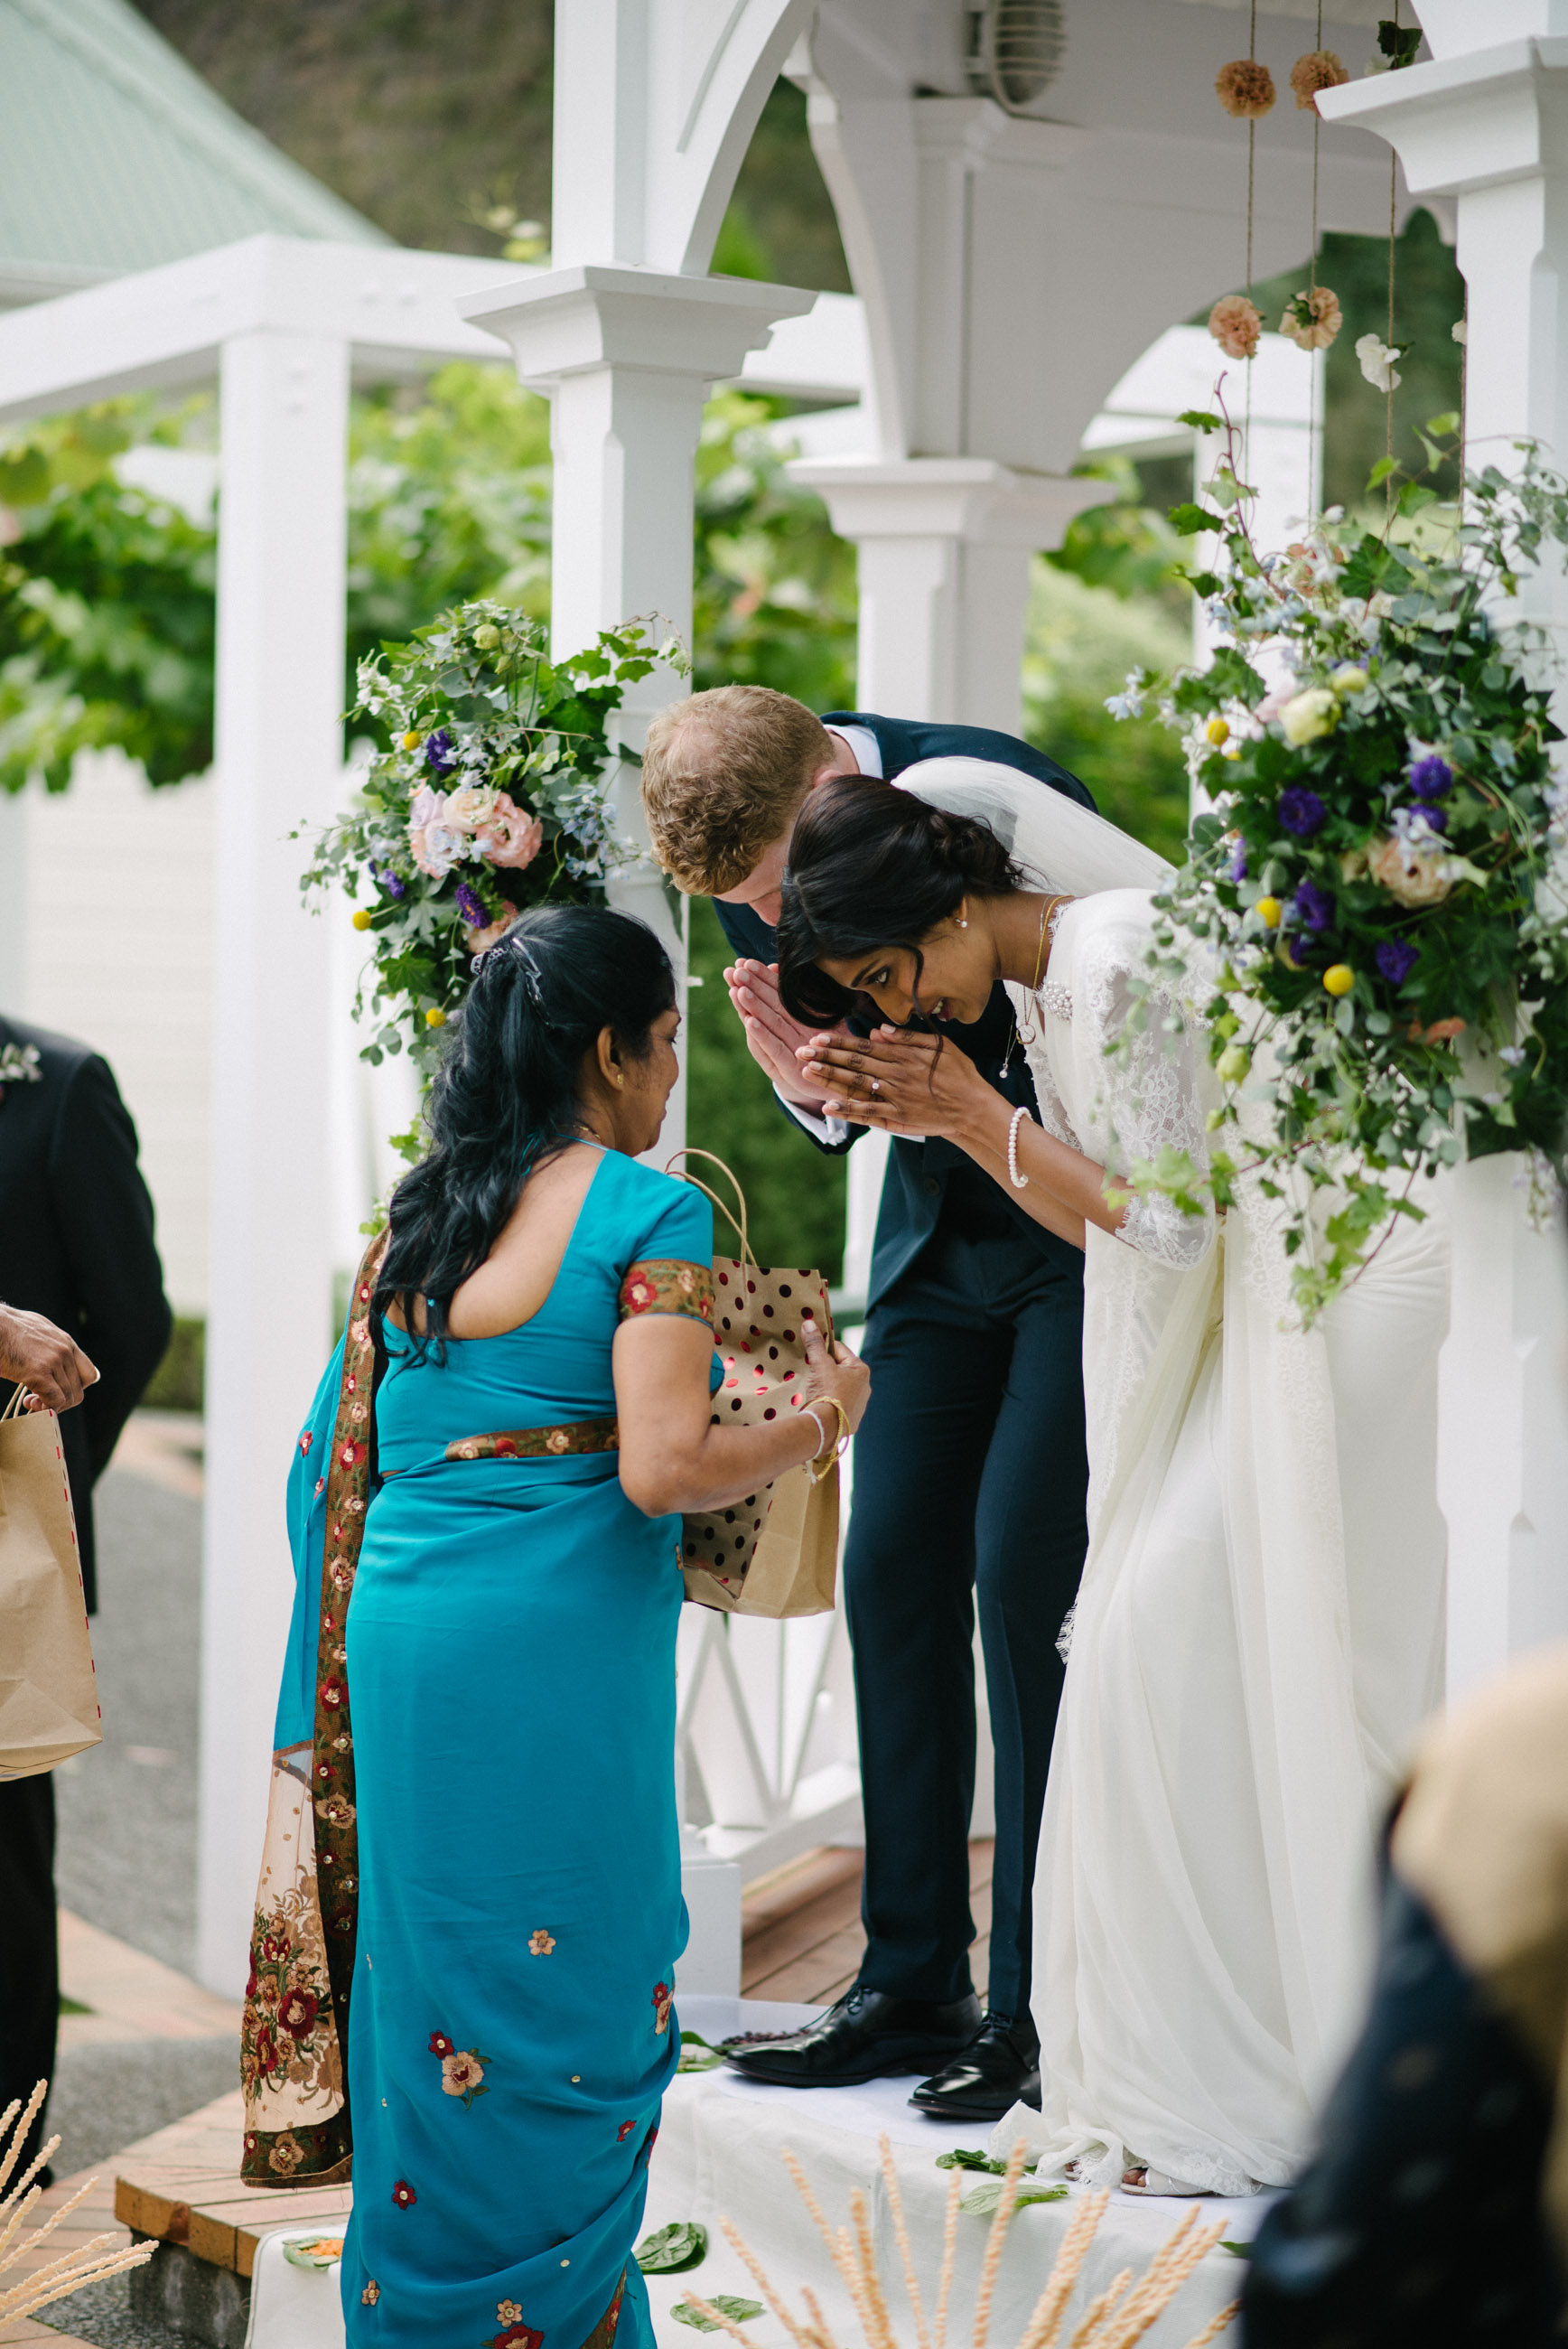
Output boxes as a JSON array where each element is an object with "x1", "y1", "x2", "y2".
[{"x1": 899, "y1": 766, "x2": 1449, "y2": 2196}]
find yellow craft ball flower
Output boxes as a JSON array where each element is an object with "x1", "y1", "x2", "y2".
[
  {"x1": 1205, "y1": 716, "x2": 1230, "y2": 747},
  {"x1": 352, "y1": 908, "x2": 372, "y2": 931},
  {"x1": 401, "y1": 730, "x2": 422, "y2": 751},
  {"x1": 1216, "y1": 57, "x2": 1276, "y2": 117},
  {"x1": 425, "y1": 1006, "x2": 447, "y2": 1027},
  {"x1": 1323, "y1": 964, "x2": 1355, "y2": 997},
  {"x1": 1255, "y1": 896, "x2": 1283, "y2": 929}
]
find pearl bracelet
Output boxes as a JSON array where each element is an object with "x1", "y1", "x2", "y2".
[{"x1": 1007, "y1": 1103, "x2": 1032, "y2": 1191}]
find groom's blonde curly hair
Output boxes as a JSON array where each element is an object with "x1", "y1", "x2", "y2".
[{"x1": 640, "y1": 686, "x2": 836, "y2": 895}]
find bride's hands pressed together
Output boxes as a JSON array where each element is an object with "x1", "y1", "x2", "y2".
[
  {"x1": 724, "y1": 959, "x2": 851, "y2": 1110},
  {"x1": 796, "y1": 1025, "x2": 995, "y2": 1145}
]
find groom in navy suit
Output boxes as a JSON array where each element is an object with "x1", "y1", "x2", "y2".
[{"x1": 642, "y1": 688, "x2": 1090, "y2": 2120}]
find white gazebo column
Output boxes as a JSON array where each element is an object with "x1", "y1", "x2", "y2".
[
  {"x1": 460, "y1": 266, "x2": 813, "y2": 1149},
  {"x1": 788, "y1": 460, "x2": 1101, "y2": 733},
  {"x1": 1321, "y1": 33, "x2": 1568, "y2": 1698},
  {"x1": 195, "y1": 327, "x2": 349, "y2": 1992}
]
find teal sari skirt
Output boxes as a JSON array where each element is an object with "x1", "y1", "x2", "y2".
[{"x1": 341, "y1": 1448, "x2": 686, "y2": 2347}]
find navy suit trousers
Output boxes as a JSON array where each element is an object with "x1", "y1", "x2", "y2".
[{"x1": 844, "y1": 1216, "x2": 1088, "y2": 2024}]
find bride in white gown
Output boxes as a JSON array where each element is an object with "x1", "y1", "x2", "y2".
[{"x1": 777, "y1": 758, "x2": 1448, "y2": 2197}]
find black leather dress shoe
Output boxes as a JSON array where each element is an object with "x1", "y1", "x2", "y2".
[
  {"x1": 909, "y1": 2013, "x2": 1041, "y2": 2120},
  {"x1": 723, "y1": 1988, "x2": 984, "y2": 2087}
]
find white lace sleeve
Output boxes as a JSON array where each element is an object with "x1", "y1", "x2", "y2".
[{"x1": 1077, "y1": 922, "x2": 1218, "y2": 1273}]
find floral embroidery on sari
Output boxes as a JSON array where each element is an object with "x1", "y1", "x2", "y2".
[
  {"x1": 580, "y1": 2272, "x2": 627, "y2": 2349},
  {"x1": 618, "y1": 1260, "x2": 714, "y2": 1326},
  {"x1": 529, "y1": 1928, "x2": 556, "y2": 1955},
  {"x1": 484, "y1": 2312, "x2": 544, "y2": 2349},
  {"x1": 241, "y1": 1231, "x2": 387, "y2": 2187},
  {"x1": 430, "y1": 2035, "x2": 491, "y2": 2105},
  {"x1": 651, "y1": 1979, "x2": 673, "y2": 2034}
]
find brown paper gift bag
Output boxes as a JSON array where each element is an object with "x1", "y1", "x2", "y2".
[
  {"x1": 666, "y1": 1150, "x2": 841, "y2": 1620},
  {"x1": 0, "y1": 1387, "x2": 102, "y2": 1779}
]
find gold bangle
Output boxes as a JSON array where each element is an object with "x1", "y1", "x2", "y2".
[{"x1": 807, "y1": 1397, "x2": 851, "y2": 1484}]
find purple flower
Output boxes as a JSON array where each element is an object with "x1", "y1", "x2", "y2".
[
  {"x1": 1408, "y1": 800, "x2": 1448, "y2": 833},
  {"x1": 1376, "y1": 939, "x2": 1419, "y2": 987},
  {"x1": 1229, "y1": 840, "x2": 1248, "y2": 884},
  {"x1": 371, "y1": 862, "x2": 406, "y2": 902},
  {"x1": 1278, "y1": 786, "x2": 1327, "y2": 838},
  {"x1": 454, "y1": 882, "x2": 487, "y2": 930},
  {"x1": 1408, "y1": 753, "x2": 1452, "y2": 799},
  {"x1": 425, "y1": 727, "x2": 456, "y2": 776},
  {"x1": 1293, "y1": 879, "x2": 1335, "y2": 935}
]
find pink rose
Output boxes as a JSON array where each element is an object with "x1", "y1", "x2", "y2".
[
  {"x1": 476, "y1": 795, "x2": 545, "y2": 871},
  {"x1": 443, "y1": 784, "x2": 500, "y2": 834}
]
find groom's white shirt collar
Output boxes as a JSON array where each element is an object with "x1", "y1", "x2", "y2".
[{"x1": 826, "y1": 724, "x2": 882, "y2": 778}]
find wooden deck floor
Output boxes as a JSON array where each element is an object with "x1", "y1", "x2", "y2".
[{"x1": 742, "y1": 1839, "x2": 994, "y2": 2005}]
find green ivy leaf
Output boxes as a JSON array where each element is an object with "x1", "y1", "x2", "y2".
[
  {"x1": 959, "y1": 2177, "x2": 1069, "y2": 2215},
  {"x1": 935, "y1": 2148, "x2": 1008, "y2": 2173},
  {"x1": 636, "y1": 2223, "x2": 709, "y2": 2276},
  {"x1": 673, "y1": 2298, "x2": 764, "y2": 2333},
  {"x1": 1167, "y1": 502, "x2": 1218, "y2": 538}
]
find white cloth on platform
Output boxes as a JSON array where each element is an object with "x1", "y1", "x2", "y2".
[{"x1": 896, "y1": 768, "x2": 1449, "y2": 2199}]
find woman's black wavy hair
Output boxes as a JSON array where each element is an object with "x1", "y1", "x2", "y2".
[
  {"x1": 775, "y1": 776, "x2": 1021, "y2": 1026},
  {"x1": 374, "y1": 903, "x2": 675, "y2": 1360}
]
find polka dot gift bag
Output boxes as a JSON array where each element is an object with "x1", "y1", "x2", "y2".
[{"x1": 665, "y1": 1151, "x2": 840, "y2": 1618}]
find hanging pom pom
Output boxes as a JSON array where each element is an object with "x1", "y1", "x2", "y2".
[
  {"x1": 1280, "y1": 285, "x2": 1342, "y2": 351},
  {"x1": 1209, "y1": 295, "x2": 1263, "y2": 360},
  {"x1": 1289, "y1": 51, "x2": 1349, "y2": 110},
  {"x1": 1216, "y1": 58, "x2": 1276, "y2": 117}
]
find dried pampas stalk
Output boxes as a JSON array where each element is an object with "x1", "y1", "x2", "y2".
[
  {"x1": 0, "y1": 2081, "x2": 154, "y2": 2325},
  {"x1": 680, "y1": 2138, "x2": 1236, "y2": 2349}
]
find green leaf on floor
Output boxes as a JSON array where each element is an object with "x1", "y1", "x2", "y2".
[
  {"x1": 1220, "y1": 2241, "x2": 1253, "y2": 2258},
  {"x1": 677, "y1": 2032, "x2": 726, "y2": 2073},
  {"x1": 673, "y1": 2295, "x2": 765, "y2": 2330},
  {"x1": 936, "y1": 2148, "x2": 1008, "y2": 2174},
  {"x1": 636, "y1": 2222, "x2": 709, "y2": 2274},
  {"x1": 58, "y1": 1994, "x2": 92, "y2": 2016},
  {"x1": 959, "y1": 2177, "x2": 1068, "y2": 2215}
]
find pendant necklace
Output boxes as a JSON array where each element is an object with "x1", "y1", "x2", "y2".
[{"x1": 1002, "y1": 894, "x2": 1070, "y2": 1076}]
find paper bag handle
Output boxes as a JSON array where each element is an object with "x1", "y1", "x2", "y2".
[
  {"x1": 663, "y1": 1147, "x2": 756, "y2": 1276},
  {"x1": 0, "y1": 1384, "x2": 33, "y2": 1422}
]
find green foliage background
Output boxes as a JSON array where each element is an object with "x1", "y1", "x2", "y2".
[{"x1": 12, "y1": 3, "x2": 1475, "y2": 1304}]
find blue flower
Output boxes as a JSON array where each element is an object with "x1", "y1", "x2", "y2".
[
  {"x1": 1408, "y1": 800, "x2": 1448, "y2": 833},
  {"x1": 1376, "y1": 939, "x2": 1419, "y2": 987},
  {"x1": 425, "y1": 726, "x2": 457, "y2": 776},
  {"x1": 455, "y1": 882, "x2": 487, "y2": 929},
  {"x1": 1229, "y1": 840, "x2": 1248, "y2": 883},
  {"x1": 1278, "y1": 786, "x2": 1326, "y2": 838},
  {"x1": 1293, "y1": 880, "x2": 1335, "y2": 935},
  {"x1": 1408, "y1": 753, "x2": 1452, "y2": 799}
]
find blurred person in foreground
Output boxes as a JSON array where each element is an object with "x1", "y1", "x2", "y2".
[
  {"x1": 1243, "y1": 1642, "x2": 1568, "y2": 2343},
  {"x1": 0, "y1": 1013, "x2": 172, "y2": 2173}
]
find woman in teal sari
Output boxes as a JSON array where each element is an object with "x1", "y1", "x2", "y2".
[{"x1": 244, "y1": 906, "x2": 868, "y2": 2349}]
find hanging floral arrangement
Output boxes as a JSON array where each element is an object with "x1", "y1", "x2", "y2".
[
  {"x1": 300, "y1": 601, "x2": 687, "y2": 1104},
  {"x1": 1108, "y1": 391, "x2": 1568, "y2": 1322}
]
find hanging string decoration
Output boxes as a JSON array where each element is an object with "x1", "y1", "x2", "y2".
[
  {"x1": 1289, "y1": 51, "x2": 1348, "y2": 108},
  {"x1": 1210, "y1": 296, "x2": 1263, "y2": 360},
  {"x1": 1215, "y1": 57, "x2": 1274, "y2": 117},
  {"x1": 1280, "y1": 12, "x2": 1344, "y2": 371}
]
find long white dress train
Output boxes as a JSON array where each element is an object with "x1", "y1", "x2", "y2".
[{"x1": 1009, "y1": 890, "x2": 1449, "y2": 2194}]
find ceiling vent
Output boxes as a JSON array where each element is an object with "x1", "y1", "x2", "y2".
[{"x1": 965, "y1": 0, "x2": 1066, "y2": 115}]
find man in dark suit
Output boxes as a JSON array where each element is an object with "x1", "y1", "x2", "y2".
[
  {"x1": 641, "y1": 687, "x2": 1090, "y2": 2120},
  {"x1": 0, "y1": 1014, "x2": 172, "y2": 2169}
]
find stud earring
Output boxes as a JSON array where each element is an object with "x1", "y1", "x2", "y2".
[{"x1": 957, "y1": 919, "x2": 969, "y2": 929}]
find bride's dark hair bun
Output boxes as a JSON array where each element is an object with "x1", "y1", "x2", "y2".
[{"x1": 776, "y1": 776, "x2": 1020, "y2": 1025}]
